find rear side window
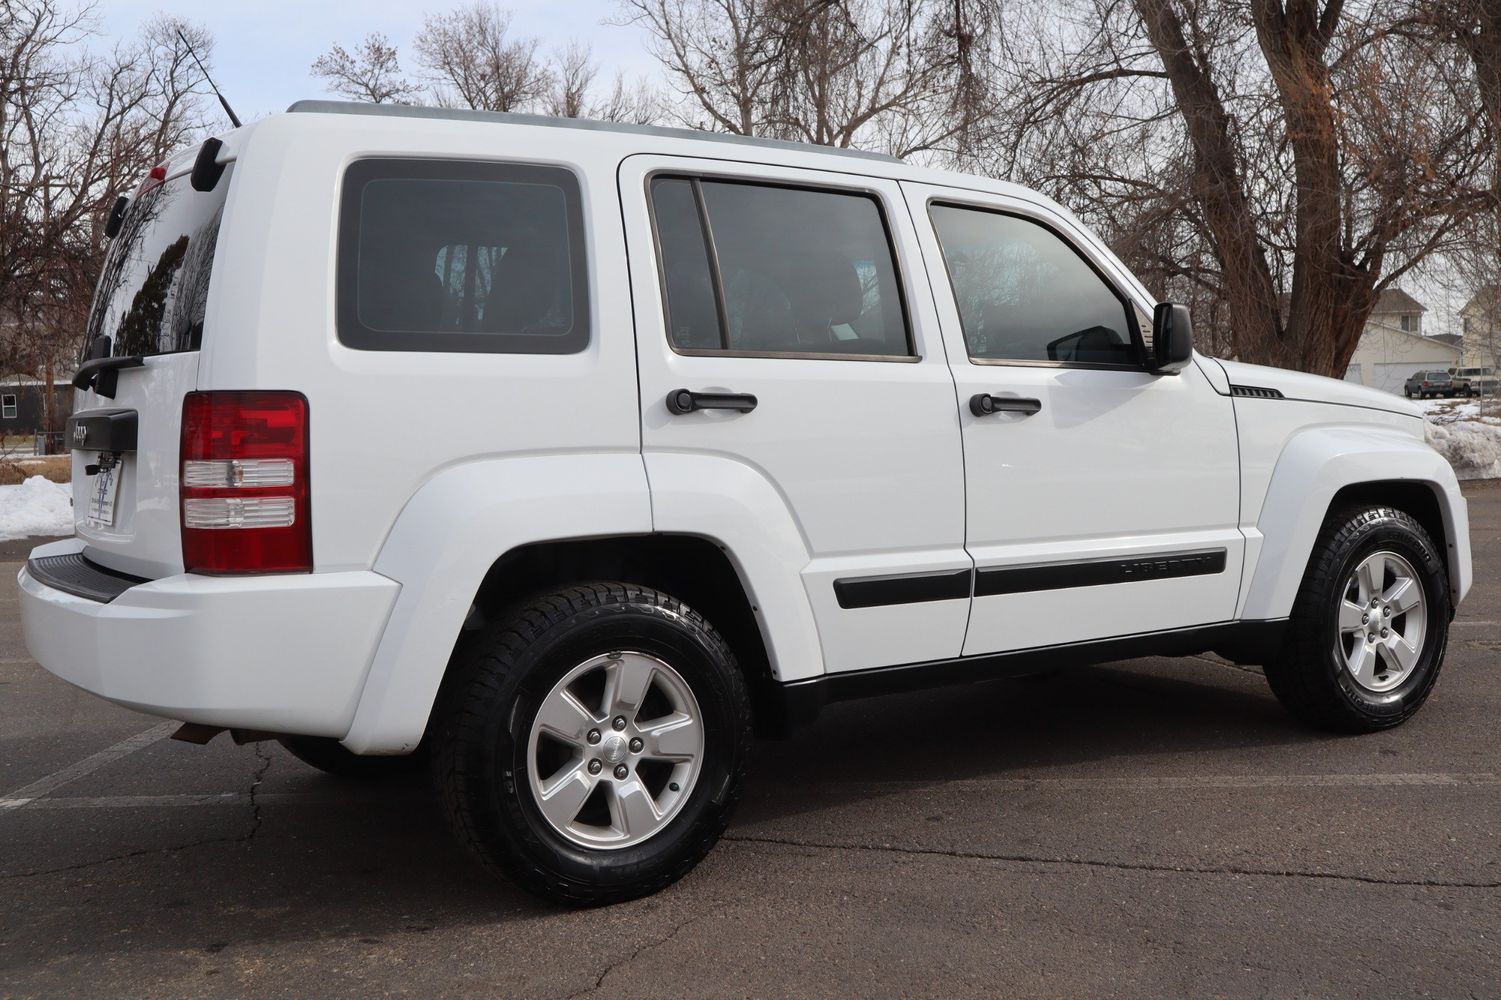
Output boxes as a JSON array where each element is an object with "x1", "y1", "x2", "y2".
[
  {"x1": 929, "y1": 203, "x2": 1141, "y2": 367},
  {"x1": 650, "y1": 176, "x2": 911, "y2": 358},
  {"x1": 86, "y1": 168, "x2": 232, "y2": 358},
  {"x1": 337, "y1": 159, "x2": 589, "y2": 354}
]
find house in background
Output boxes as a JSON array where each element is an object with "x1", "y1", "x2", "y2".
[
  {"x1": 1343, "y1": 288, "x2": 1461, "y2": 394},
  {"x1": 1460, "y1": 286, "x2": 1501, "y2": 371},
  {"x1": 0, "y1": 374, "x2": 74, "y2": 450}
]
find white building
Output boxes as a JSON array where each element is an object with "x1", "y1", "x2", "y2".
[
  {"x1": 1459, "y1": 285, "x2": 1501, "y2": 371},
  {"x1": 1343, "y1": 289, "x2": 1461, "y2": 394}
]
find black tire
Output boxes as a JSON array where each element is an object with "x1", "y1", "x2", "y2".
[
  {"x1": 429, "y1": 582, "x2": 752, "y2": 906},
  {"x1": 278, "y1": 736, "x2": 418, "y2": 779},
  {"x1": 1264, "y1": 506, "x2": 1450, "y2": 733}
]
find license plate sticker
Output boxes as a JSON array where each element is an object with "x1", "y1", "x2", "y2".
[{"x1": 86, "y1": 460, "x2": 119, "y2": 528}]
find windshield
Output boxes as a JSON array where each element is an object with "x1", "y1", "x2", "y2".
[{"x1": 84, "y1": 167, "x2": 233, "y2": 359}]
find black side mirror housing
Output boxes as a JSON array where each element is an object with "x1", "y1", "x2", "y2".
[{"x1": 1151, "y1": 302, "x2": 1194, "y2": 373}]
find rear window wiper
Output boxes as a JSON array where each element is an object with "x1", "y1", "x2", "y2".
[{"x1": 72, "y1": 355, "x2": 145, "y2": 398}]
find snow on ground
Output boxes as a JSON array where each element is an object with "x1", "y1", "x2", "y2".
[
  {"x1": 1420, "y1": 397, "x2": 1501, "y2": 481},
  {"x1": 0, "y1": 476, "x2": 73, "y2": 541}
]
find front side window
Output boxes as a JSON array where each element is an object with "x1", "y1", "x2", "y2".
[
  {"x1": 928, "y1": 204, "x2": 1140, "y2": 367},
  {"x1": 338, "y1": 159, "x2": 589, "y2": 354},
  {"x1": 650, "y1": 176, "x2": 911, "y2": 358}
]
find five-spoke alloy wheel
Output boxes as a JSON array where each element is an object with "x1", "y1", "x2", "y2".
[
  {"x1": 527, "y1": 651, "x2": 705, "y2": 849},
  {"x1": 430, "y1": 583, "x2": 751, "y2": 906},
  {"x1": 1266, "y1": 505, "x2": 1450, "y2": 732},
  {"x1": 1335, "y1": 550, "x2": 1427, "y2": 694}
]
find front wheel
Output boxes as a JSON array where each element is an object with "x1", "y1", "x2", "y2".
[
  {"x1": 430, "y1": 583, "x2": 752, "y2": 906},
  {"x1": 1264, "y1": 506, "x2": 1450, "y2": 733}
]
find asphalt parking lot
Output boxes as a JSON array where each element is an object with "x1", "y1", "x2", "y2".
[{"x1": 1, "y1": 484, "x2": 1498, "y2": 999}]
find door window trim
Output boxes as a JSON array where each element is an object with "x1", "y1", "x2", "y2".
[
  {"x1": 645, "y1": 170, "x2": 921, "y2": 363},
  {"x1": 926, "y1": 197, "x2": 1149, "y2": 372}
]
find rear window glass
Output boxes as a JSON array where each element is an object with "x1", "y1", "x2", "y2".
[
  {"x1": 650, "y1": 176, "x2": 912, "y2": 358},
  {"x1": 86, "y1": 168, "x2": 232, "y2": 358},
  {"x1": 337, "y1": 159, "x2": 589, "y2": 354}
]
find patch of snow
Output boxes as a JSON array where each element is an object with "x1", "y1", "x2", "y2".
[
  {"x1": 0, "y1": 476, "x2": 74, "y2": 541},
  {"x1": 1426, "y1": 419, "x2": 1501, "y2": 481},
  {"x1": 1415, "y1": 397, "x2": 1483, "y2": 420}
]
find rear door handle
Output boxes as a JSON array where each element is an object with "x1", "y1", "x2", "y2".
[
  {"x1": 667, "y1": 389, "x2": 759, "y2": 414},
  {"x1": 970, "y1": 394, "x2": 1042, "y2": 417}
]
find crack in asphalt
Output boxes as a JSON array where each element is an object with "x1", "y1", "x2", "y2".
[
  {"x1": 246, "y1": 743, "x2": 273, "y2": 842},
  {"x1": 3, "y1": 746, "x2": 276, "y2": 880},
  {"x1": 556, "y1": 917, "x2": 696, "y2": 1000},
  {"x1": 723, "y1": 833, "x2": 1501, "y2": 890},
  {"x1": 0, "y1": 835, "x2": 244, "y2": 880}
]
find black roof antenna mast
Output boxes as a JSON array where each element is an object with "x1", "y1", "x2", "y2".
[{"x1": 176, "y1": 29, "x2": 242, "y2": 129}]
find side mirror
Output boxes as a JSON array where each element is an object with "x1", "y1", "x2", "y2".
[{"x1": 1151, "y1": 302, "x2": 1193, "y2": 373}]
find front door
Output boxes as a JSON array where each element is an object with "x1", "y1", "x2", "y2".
[
  {"x1": 904, "y1": 182, "x2": 1243, "y2": 656},
  {"x1": 620, "y1": 155, "x2": 969, "y2": 673}
]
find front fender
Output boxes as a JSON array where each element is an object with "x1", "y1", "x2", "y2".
[
  {"x1": 1239, "y1": 426, "x2": 1471, "y2": 622},
  {"x1": 341, "y1": 453, "x2": 652, "y2": 754}
]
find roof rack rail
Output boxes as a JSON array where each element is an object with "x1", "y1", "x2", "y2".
[{"x1": 285, "y1": 100, "x2": 902, "y2": 164}]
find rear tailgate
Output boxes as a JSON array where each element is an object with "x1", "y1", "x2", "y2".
[{"x1": 71, "y1": 161, "x2": 234, "y2": 579}]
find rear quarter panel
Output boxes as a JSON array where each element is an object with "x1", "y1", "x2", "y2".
[{"x1": 196, "y1": 114, "x2": 644, "y2": 573}]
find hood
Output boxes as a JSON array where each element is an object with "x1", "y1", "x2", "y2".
[{"x1": 1212, "y1": 359, "x2": 1422, "y2": 419}]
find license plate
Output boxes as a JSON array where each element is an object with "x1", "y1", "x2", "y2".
[{"x1": 86, "y1": 460, "x2": 119, "y2": 528}]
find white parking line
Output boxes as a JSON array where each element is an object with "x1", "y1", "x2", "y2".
[
  {"x1": 2, "y1": 772, "x2": 1498, "y2": 813},
  {"x1": 0, "y1": 722, "x2": 178, "y2": 810},
  {"x1": 790, "y1": 772, "x2": 1501, "y2": 793}
]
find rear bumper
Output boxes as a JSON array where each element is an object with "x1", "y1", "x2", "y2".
[{"x1": 17, "y1": 539, "x2": 401, "y2": 737}]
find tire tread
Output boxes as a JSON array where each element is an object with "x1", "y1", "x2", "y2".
[{"x1": 429, "y1": 582, "x2": 751, "y2": 906}]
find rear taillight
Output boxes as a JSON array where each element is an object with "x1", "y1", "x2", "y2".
[{"x1": 180, "y1": 391, "x2": 311, "y2": 574}]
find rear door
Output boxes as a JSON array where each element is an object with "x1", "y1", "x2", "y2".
[
  {"x1": 71, "y1": 162, "x2": 234, "y2": 578},
  {"x1": 619, "y1": 155, "x2": 969, "y2": 673}
]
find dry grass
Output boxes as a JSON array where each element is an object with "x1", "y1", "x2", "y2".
[{"x1": 0, "y1": 457, "x2": 70, "y2": 485}]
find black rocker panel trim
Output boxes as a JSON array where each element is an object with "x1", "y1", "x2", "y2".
[
  {"x1": 974, "y1": 548, "x2": 1227, "y2": 598},
  {"x1": 774, "y1": 619, "x2": 1289, "y2": 727},
  {"x1": 832, "y1": 568, "x2": 972, "y2": 609}
]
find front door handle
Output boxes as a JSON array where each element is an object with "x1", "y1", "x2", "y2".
[
  {"x1": 667, "y1": 389, "x2": 759, "y2": 414},
  {"x1": 970, "y1": 393, "x2": 1042, "y2": 417}
]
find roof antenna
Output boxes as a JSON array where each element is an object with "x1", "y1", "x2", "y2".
[{"x1": 176, "y1": 28, "x2": 242, "y2": 129}]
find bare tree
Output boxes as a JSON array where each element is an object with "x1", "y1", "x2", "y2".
[
  {"x1": 413, "y1": 3, "x2": 553, "y2": 112},
  {"x1": 1, "y1": 1, "x2": 212, "y2": 431},
  {"x1": 978, "y1": 0, "x2": 1490, "y2": 376},
  {"x1": 622, "y1": 0, "x2": 991, "y2": 156},
  {"x1": 311, "y1": 33, "x2": 418, "y2": 104},
  {"x1": 592, "y1": 71, "x2": 664, "y2": 123},
  {"x1": 548, "y1": 41, "x2": 595, "y2": 118}
]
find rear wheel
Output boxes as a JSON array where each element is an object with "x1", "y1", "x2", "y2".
[
  {"x1": 1264, "y1": 506, "x2": 1449, "y2": 732},
  {"x1": 430, "y1": 583, "x2": 752, "y2": 906}
]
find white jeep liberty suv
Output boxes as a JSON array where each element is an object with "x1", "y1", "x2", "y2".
[{"x1": 19, "y1": 102, "x2": 1473, "y2": 905}]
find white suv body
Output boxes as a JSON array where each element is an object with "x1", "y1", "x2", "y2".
[{"x1": 18, "y1": 103, "x2": 1472, "y2": 903}]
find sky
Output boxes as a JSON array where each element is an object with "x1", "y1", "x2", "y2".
[
  {"x1": 83, "y1": 0, "x2": 1468, "y2": 339},
  {"x1": 89, "y1": 0, "x2": 666, "y2": 122}
]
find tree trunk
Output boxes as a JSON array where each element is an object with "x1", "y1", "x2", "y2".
[{"x1": 1133, "y1": 0, "x2": 1286, "y2": 368}]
